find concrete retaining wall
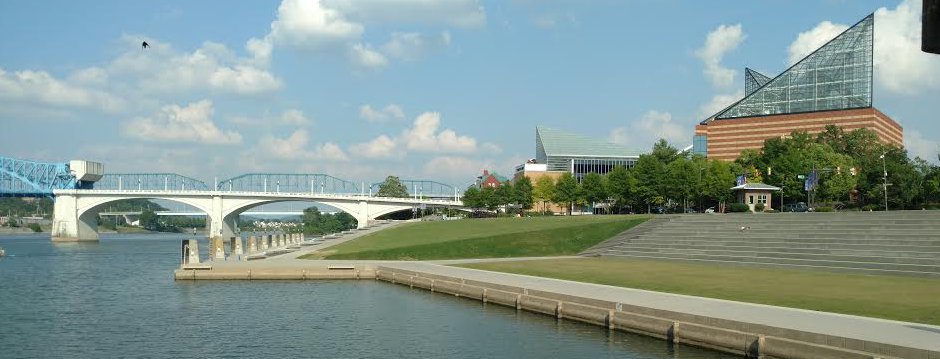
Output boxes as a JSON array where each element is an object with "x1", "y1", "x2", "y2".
[
  {"x1": 374, "y1": 266, "x2": 934, "y2": 359},
  {"x1": 175, "y1": 264, "x2": 937, "y2": 359}
]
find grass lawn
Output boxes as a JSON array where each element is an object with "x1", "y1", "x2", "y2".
[
  {"x1": 458, "y1": 257, "x2": 940, "y2": 325},
  {"x1": 305, "y1": 215, "x2": 647, "y2": 260}
]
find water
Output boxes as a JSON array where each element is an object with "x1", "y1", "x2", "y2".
[{"x1": 0, "y1": 233, "x2": 735, "y2": 359}]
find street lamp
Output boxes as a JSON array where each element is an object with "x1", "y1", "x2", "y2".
[{"x1": 880, "y1": 152, "x2": 888, "y2": 211}]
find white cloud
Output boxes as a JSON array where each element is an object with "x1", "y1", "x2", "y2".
[
  {"x1": 359, "y1": 103, "x2": 405, "y2": 122},
  {"x1": 256, "y1": 129, "x2": 348, "y2": 161},
  {"x1": 350, "y1": 134, "x2": 399, "y2": 159},
  {"x1": 873, "y1": 0, "x2": 940, "y2": 93},
  {"x1": 482, "y1": 142, "x2": 502, "y2": 153},
  {"x1": 789, "y1": 0, "x2": 940, "y2": 94},
  {"x1": 279, "y1": 109, "x2": 311, "y2": 126},
  {"x1": 381, "y1": 32, "x2": 451, "y2": 61},
  {"x1": 695, "y1": 24, "x2": 745, "y2": 88},
  {"x1": 229, "y1": 109, "x2": 312, "y2": 127},
  {"x1": 350, "y1": 43, "x2": 389, "y2": 68},
  {"x1": 264, "y1": 0, "x2": 363, "y2": 50},
  {"x1": 123, "y1": 100, "x2": 242, "y2": 144},
  {"x1": 325, "y1": 0, "x2": 486, "y2": 28},
  {"x1": 401, "y1": 112, "x2": 477, "y2": 153},
  {"x1": 697, "y1": 90, "x2": 744, "y2": 119},
  {"x1": 0, "y1": 68, "x2": 124, "y2": 113},
  {"x1": 108, "y1": 37, "x2": 281, "y2": 97},
  {"x1": 787, "y1": 21, "x2": 847, "y2": 65},
  {"x1": 423, "y1": 156, "x2": 484, "y2": 179},
  {"x1": 905, "y1": 131, "x2": 940, "y2": 163},
  {"x1": 609, "y1": 110, "x2": 687, "y2": 150}
]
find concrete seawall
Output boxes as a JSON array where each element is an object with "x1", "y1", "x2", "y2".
[
  {"x1": 373, "y1": 266, "x2": 931, "y2": 359},
  {"x1": 175, "y1": 263, "x2": 939, "y2": 359}
]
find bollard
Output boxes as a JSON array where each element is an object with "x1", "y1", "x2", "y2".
[
  {"x1": 234, "y1": 236, "x2": 244, "y2": 260},
  {"x1": 211, "y1": 237, "x2": 225, "y2": 261},
  {"x1": 248, "y1": 236, "x2": 257, "y2": 254}
]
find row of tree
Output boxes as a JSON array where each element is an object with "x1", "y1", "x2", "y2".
[{"x1": 459, "y1": 127, "x2": 940, "y2": 214}]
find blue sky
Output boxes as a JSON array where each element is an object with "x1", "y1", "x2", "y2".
[{"x1": 1, "y1": 0, "x2": 937, "y2": 186}]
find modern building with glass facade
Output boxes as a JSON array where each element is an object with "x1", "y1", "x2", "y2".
[
  {"x1": 694, "y1": 14, "x2": 903, "y2": 161},
  {"x1": 515, "y1": 126, "x2": 640, "y2": 182}
]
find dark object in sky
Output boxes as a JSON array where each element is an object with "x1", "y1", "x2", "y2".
[
  {"x1": 926, "y1": 0, "x2": 940, "y2": 54},
  {"x1": 142, "y1": 41, "x2": 150, "y2": 49}
]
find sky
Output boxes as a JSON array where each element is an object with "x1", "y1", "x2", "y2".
[{"x1": 1, "y1": 0, "x2": 938, "y2": 187}]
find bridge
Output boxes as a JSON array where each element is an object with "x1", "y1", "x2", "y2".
[{"x1": 2, "y1": 156, "x2": 465, "y2": 241}]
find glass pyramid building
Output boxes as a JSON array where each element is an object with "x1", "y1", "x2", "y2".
[
  {"x1": 693, "y1": 14, "x2": 900, "y2": 161},
  {"x1": 709, "y1": 14, "x2": 873, "y2": 122}
]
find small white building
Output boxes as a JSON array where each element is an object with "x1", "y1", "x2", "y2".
[{"x1": 731, "y1": 182, "x2": 781, "y2": 212}]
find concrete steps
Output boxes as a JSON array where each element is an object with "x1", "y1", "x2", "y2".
[{"x1": 583, "y1": 211, "x2": 940, "y2": 276}]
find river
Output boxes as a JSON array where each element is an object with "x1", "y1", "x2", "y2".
[{"x1": 0, "y1": 233, "x2": 735, "y2": 358}]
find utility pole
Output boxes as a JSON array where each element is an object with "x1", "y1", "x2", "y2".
[{"x1": 880, "y1": 152, "x2": 889, "y2": 211}]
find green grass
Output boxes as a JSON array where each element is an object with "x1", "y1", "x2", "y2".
[
  {"x1": 458, "y1": 257, "x2": 940, "y2": 325},
  {"x1": 305, "y1": 215, "x2": 647, "y2": 260}
]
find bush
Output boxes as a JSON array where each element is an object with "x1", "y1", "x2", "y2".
[
  {"x1": 815, "y1": 206, "x2": 834, "y2": 212},
  {"x1": 754, "y1": 203, "x2": 765, "y2": 212},
  {"x1": 28, "y1": 223, "x2": 41, "y2": 232},
  {"x1": 861, "y1": 204, "x2": 879, "y2": 211},
  {"x1": 729, "y1": 203, "x2": 751, "y2": 213}
]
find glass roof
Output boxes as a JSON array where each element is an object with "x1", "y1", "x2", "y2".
[
  {"x1": 744, "y1": 68, "x2": 772, "y2": 96},
  {"x1": 536, "y1": 127, "x2": 641, "y2": 158},
  {"x1": 709, "y1": 14, "x2": 873, "y2": 122}
]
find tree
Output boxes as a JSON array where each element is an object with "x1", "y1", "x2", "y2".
[
  {"x1": 702, "y1": 159, "x2": 735, "y2": 212},
  {"x1": 376, "y1": 176, "x2": 409, "y2": 198},
  {"x1": 513, "y1": 177, "x2": 535, "y2": 214},
  {"x1": 606, "y1": 166, "x2": 636, "y2": 213},
  {"x1": 480, "y1": 186, "x2": 499, "y2": 211},
  {"x1": 632, "y1": 154, "x2": 667, "y2": 211},
  {"x1": 462, "y1": 186, "x2": 482, "y2": 210},
  {"x1": 138, "y1": 209, "x2": 160, "y2": 231},
  {"x1": 666, "y1": 159, "x2": 700, "y2": 211},
  {"x1": 651, "y1": 139, "x2": 681, "y2": 164},
  {"x1": 552, "y1": 172, "x2": 579, "y2": 215},
  {"x1": 494, "y1": 181, "x2": 516, "y2": 213},
  {"x1": 532, "y1": 176, "x2": 555, "y2": 213},
  {"x1": 581, "y1": 172, "x2": 608, "y2": 213}
]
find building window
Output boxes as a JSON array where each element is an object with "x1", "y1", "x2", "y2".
[
  {"x1": 757, "y1": 194, "x2": 767, "y2": 204},
  {"x1": 748, "y1": 195, "x2": 754, "y2": 204}
]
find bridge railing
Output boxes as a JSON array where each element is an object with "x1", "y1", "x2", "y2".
[
  {"x1": 369, "y1": 179, "x2": 457, "y2": 199},
  {"x1": 217, "y1": 173, "x2": 362, "y2": 194},
  {"x1": 94, "y1": 174, "x2": 211, "y2": 191}
]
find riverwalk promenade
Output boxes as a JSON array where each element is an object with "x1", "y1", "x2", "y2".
[{"x1": 176, "y1": 232, "x2": 940, "y2": 359}]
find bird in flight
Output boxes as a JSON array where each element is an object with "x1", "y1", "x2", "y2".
[{"x1": 141, "y1": 41, "x2": 150, "y2": 49}]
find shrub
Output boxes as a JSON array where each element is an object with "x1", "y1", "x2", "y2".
[
  {"x1": 815, "y1": 206, "x2": 834, "y2": 212},
  {"x1": 861, "y1": 204, "x2": 879, "y2": 211},
  {"x1": 729, "y1": 203, "x2": 751, "y2": 212},
  {"x1": 754, "y1": 203, "x2": 765, "y2": 212},
  {"x1": 28, "y1": 223, "x2": 42, "y2": 232}
]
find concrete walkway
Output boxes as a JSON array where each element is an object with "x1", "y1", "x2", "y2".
[{"x1": 379, "y1": 261, "x2": 940, "y2": 353}]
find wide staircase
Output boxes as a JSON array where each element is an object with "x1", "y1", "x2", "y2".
[{"x1": 582, "y1": 211, "x2": 940, "y2": 276}]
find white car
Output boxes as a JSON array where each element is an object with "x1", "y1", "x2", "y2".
[{"x1": 704, "y1": 207, "x2": 716, "y2": 213}]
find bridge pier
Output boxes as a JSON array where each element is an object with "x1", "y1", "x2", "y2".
[{"x1": 51, "y1": 192, "x2": 100, "y2": 241}]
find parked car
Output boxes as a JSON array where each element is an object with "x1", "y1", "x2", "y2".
[
  {"x1": 783, "y1": 202, "x2": 810, "y2": 212},
  {"x1": 704, "y1": 207, "x2": 716, "y2": 213},
  {"x1": 649, "y1": 206, "x2": 666, "y2": 214}
]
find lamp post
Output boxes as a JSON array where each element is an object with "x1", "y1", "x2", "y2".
[{"x1": 880, "y1": 152, "x2": 888, "y2": 211}]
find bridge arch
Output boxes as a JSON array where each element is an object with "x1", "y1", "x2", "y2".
[{"x1": 60, "y1": 195, "x2": 214, "y2": 241}]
